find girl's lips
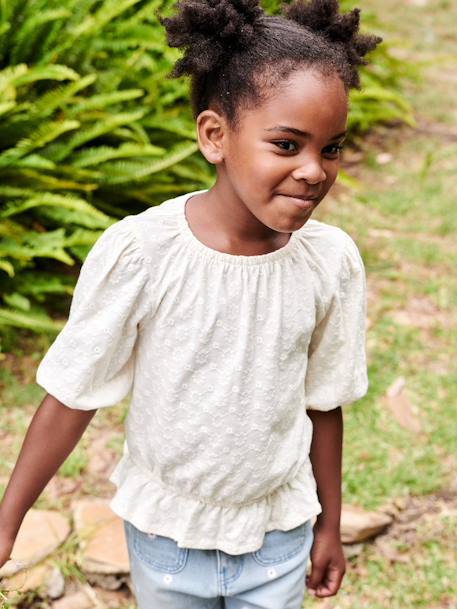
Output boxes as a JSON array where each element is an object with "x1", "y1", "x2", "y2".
[{"x1": 278, "y1": 194, "x2": 319, "y2": 210}]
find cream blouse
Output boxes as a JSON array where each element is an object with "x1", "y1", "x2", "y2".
[{"x1": 36, "y1": 189, "x2": 368, "y2": 554}]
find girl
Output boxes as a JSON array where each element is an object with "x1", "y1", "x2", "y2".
[{"x1": 0, "y1": 0, "x2": 381, "y2": 607}]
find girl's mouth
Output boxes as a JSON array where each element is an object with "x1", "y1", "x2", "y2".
[{"x1": 278, "y1": 194, "x2": 319, "y2": 210}]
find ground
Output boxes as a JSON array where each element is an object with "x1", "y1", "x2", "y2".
[{"x1": 1, "y1": 0, "x2": 456, "y2": 607}]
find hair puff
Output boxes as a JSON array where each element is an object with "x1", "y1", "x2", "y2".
[
  {"x1": 282, "y1": 0, "x2": 381, "y2": 84},
  {"x1": 160, "y1": 0, "x2": 263, "y2": 77}
]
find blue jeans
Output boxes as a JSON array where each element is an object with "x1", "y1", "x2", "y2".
[{"x1": 123, "y1": 519, "x2": 314, "y2": 609}]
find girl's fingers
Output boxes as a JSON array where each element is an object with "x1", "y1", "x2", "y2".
[
  {"x1": 315, "y1": 565, "x2": 345, "y2": 597},
  {"x1": 306, "y1": 562, "x2": 326, "y2": 593}
]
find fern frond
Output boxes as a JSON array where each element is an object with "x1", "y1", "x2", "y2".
[
  {"x1": 0, "y1": 228, "x2": 75, "y2": 265},
  {"x1": 0, "y1": 64, "x2": 28, "y2": 98},
  {"x1": 32, "y1": 74, "x2": 97, "y2": 117},
  {"x1": 98, "y1": 142, "x2": 199, "y2": 184},
  {"x1": 16, "y1": 154, "x2": 57, "y2": 169},
  {"x1": 47, "y1": 110, "x2": 145, "y2": 161},
  {"x1": 0, "y1": 193, "x2": 112, "y2": 228},
  {"x1": 0, "y1": 259, "x2": 15, "y2": 277},
  {"x1": 0, "y1": 101, "x2": 15, "y2": 116},
  {"x1": 67, "y1": 88, "x2": 144, "y2": 114},
  {"x1": 0, "y1": 120, "x2": 80, "y2": 168},
  {"x1": 10, "y1": 9, "x2": 72, "y2": 64},
  {"x1": 72, "y1": 143, "x2": 164, "y2": 167},
  {"x1": 13, "y1": 65, "x2": 81, "y2": 88},
  {"x1": 0, "y1": 308, "x2": 65, "y2": 332}
]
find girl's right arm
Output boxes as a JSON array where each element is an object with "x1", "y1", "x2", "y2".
[{"x1": 0, "y1": 393, "x2": 97, "y2": 568}]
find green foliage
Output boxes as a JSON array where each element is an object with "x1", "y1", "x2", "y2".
[
  {"x1": 0, "y1": 0, "x2": 415, "y2": 343},
  {"x1": 0, "y1": 0, "x2": 213, "y2": 340}
]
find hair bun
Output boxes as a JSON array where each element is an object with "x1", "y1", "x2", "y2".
[
  {"x1": 283, "y1": 0, "x2": 359, "y2": 43},
  {"x1": 160, "y1": 0, "x2": 263, "y2": 77},
  {"x1": 283, "y1": 0, "x2": 381, "y2": 71}
]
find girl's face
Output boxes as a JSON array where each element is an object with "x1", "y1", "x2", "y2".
[{"x1": 209, "y1": 67, "x2": 348, "y2": 234}]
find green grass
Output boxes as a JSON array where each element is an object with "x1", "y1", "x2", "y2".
[{"x1": 301, "y1": 0, "x2": 457, "y2": 603}]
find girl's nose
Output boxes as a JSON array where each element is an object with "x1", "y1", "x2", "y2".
[{"x1": 291, "y1": 158, "x2": 327, "y2": 184}]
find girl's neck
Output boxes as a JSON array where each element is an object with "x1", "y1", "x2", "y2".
[{"x1": 186, "y1": 180, "x2": 291, "y2": 257}]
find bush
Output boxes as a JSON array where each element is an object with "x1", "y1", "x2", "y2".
[{"x1": 0, "y1": 0, "x2": 415, "y2": 345}]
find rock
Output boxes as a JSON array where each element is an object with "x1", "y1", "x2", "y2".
[
  {"x1": 52, "y1": 588, "x2": 95, "y2": 609},
  {"x1": 46, "y1": 565, "x2": 66, "y2": 599},
  {"x1": 86, "y1": 573, "x2": 129, "y2": 591},
  {"x1": 73, "y1": 499, "x2": 129, "y2": 575},
  {"x1": 342, "y1": 542, "x2": 364, "y2": 559},
  {"x1": 377, "y1": 500, "x2": 402, "y2": 518},
  {"x1": 0, "y1": 510, "x2": 70, "y2": 577},
  {"x1": 393, "y1": 496, "x2": 409, "y2": 511},
  {"x1": 93, "y1": 586, "x2": 134, "y2": 607},
  {"x1": 341, "y1": 504, "x2": 393, "y2": 543},
  {"x1": 86, "y1": 432, "x2": 120, "y2": 477},
  {"x1": 384, "y1": 377, "x2": 422, "y2": 434},
  {"x1": 1, "y1": 564, "x2": 64, "y2": 603},
  {"x1": 2, "y1": 563, "x2": 49, "y2": 599},
  {"x1": 376, "y1": 152, "x2": 393, "y2": 165}
]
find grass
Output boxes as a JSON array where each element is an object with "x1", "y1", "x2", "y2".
[{"x1": 301, "y1": 0, "x2": 457, "y2": 605}]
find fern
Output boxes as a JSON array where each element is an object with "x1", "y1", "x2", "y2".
[
  {"x1": 72, "y1": 143, "x2": 164, "y2": 167},
  {"x1": 0, "y1": 119, "x2": 80, "y2": 167},
  {"x1": 9, "y1": 9, "x2": 72, "y2": 65}
]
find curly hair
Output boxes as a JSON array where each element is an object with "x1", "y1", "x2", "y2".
[{"x1": 160, "y1": 0, "x2": 382, "y2": 125}]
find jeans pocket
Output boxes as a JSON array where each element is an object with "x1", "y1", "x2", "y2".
[
  {"x1": 127, "y1": 522, "x2": 189, "y2": 574},
  {"x1": 253, "y1": 521, "x2": 309, "y2": 566}
]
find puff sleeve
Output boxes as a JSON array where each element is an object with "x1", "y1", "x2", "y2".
[
  {"x1": 36, "y1": 220, "x2": 152, "y2": 410},
  {"x1": 305, "y1": 236, "x2": 368, "y2": 411}
]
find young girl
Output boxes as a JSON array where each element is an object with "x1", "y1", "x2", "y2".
[{"x1": 0, "y1": 0, "x2": 381, "y2": 606}]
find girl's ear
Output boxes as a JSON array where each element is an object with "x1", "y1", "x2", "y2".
[{"x1": 196, "y1": 110, "x2": 227, "y2": 165}]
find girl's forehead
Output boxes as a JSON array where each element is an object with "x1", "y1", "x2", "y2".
[{"x1": 243, "y1": 69, "x2": 348, "y2": 135}]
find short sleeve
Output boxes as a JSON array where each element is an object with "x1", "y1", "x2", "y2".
[
  {"x1": 36, "y1": 220, "x2": 152, "y2": 410},
  {"x1": 305, "y1": 236, "x2": 368, "y2": 411}
]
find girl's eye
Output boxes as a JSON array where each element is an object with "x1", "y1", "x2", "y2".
[
  {"x1": 323, "y1": 143, "x2": 344, "y2": 157},
  {"x1": 273, "y1": 140, "x2": 298, "y2": 153}
]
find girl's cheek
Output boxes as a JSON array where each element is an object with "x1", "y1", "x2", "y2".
[{"x1": 325, "y1": 160, "x2": 340, "y2": 181}]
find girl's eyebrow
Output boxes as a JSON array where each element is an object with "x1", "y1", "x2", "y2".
[{"x1": 264, "y1": 126, "x2": 347, "y2": 140}]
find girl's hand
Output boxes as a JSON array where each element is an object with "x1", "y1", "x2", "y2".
[
  {"x1": 306, "y1": 524, "x2": 346, "y2": 598},
  {"x1": 0, "y1": 528, "x2": 15, "y2": 570}
]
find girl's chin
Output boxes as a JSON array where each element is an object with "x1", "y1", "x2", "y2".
[{"x1": 269, "y1": 214, "x2": 313, "y2": 234}]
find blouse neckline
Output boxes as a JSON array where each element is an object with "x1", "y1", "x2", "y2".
[{"x1": 177, "y1": 190, "x2": 300, "y2": 266}]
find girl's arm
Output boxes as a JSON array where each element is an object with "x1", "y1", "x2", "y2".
[
  {"x1": 306, "y1": 406, "x2": 346, "y2": 598},
  {"x1": 308, "y1": 406, "x2": 343, "y2": 530},
  {"x1": 0, "y1": 394, "x2": 96, "y2": 567}
]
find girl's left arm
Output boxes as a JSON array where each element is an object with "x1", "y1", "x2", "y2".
[{"x1": 306, "y1": 406, "x2": 346, "y2": 598}]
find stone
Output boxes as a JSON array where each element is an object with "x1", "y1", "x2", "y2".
[
  {"x1": 86, "y1": 573, "x2": 129, "y2": 591},
  {"x1": 46, "y1": 565, "x2": 66, "y2": 599},
  {"x1": 341, "y1": 504, "x2": 393, "y2": 543},
  {"x1": 86, "y1": 431, "x2": 120, "y2": 477},
  {"x1": 1, "y1": 564, "x2": 64, "y2": 603},
  {"x1": 73, "y1": 499, "x2": 129, "y2": 575},
  {"x1": 0, "y1": 510, "x2": 70, "y2": 577},
  {"x1": 376, "y1": 152, "x2": 393, "y2": 165},
  {"x1": 393, "y1": 497, "x2": 408, "y2": 510},
  {"x1": 342, "y1": 542, "x2": 364, "y2": 559},
  {"x1": 384, "y1": 377, "x2": 422, "y2": 434},
  {"x1": 93, "y1": 586, "x2": 134, "y2": 607},
  {"x1": 52, "y1": 588, "x2": 95, "y2": 609}
]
